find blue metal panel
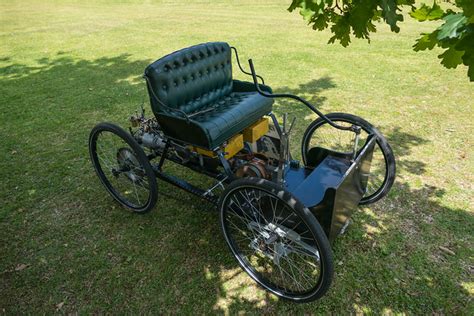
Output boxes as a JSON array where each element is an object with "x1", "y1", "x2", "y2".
[
  {"x1": 283, "y1": 135, "x2": 377, "y2": 243},
  {"x1": 287, "y1": 157, "x2": 350, "y2": 208}
]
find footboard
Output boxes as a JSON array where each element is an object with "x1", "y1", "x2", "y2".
[{"x1": 285, "y1": 135, "x2": 377, "y2": 242}]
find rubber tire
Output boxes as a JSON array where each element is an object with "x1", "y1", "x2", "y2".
[
  {"x1": 89, "y1": 122, "x2": 158, "y2": 213},
  {"x1": 218, "y1": 177, "x2": 334, "y2": 302},
  {"x1": 301, "y1": 112, "x2": 396, "y2": 205}
]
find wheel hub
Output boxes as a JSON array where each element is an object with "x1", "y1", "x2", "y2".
[
  {"x1": 247, "y1": 221, "x2": 319, "y2": 265},
  {"x1": 116, "y1": 148, "x2": 145, "y2": 184}
]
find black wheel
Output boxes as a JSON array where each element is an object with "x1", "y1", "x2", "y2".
[
  {"x1": 219, "y1": 178, "x2": 333, "y2": 302},
  {"x1": 89, "y1": 122, "x2": 158, "y2": 213},
  {"x1": 301, "y1": 113, "x2": 396, "y2": 205}
]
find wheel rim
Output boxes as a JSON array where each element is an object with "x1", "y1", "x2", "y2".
[
  {"x1": 221, "y1": 186, "x2": 323, "y2": 297},
  {"x1": 91, "y1": 130, "x2": 152, "y2": 209},
  {"x1": 303, "y1": 120, "x2": 388, "y2": 200}
]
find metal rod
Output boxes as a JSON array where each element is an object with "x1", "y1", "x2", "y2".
[
  {"x1": 268, "y1": 113, "x2": 283, "y2": 137},
  {"x1": 352, "y1": 126, "x2": 361, "y2": 161},
  {"x1": 203, "y1": 176, "x2": 228, "y2": 197},
  {"x1": 216, "y1": 150, "x2": 234, "y2": 179},
  {"x1": 155, "y1": 170, "x2": 218, "y2": 205},
  {"x1": 230, "y1": 47, "x2": 265, "y2": 85},
  {"x1": 157, "y1": 141, "x2": 170, "y2": 170},
  {"x1": 247, "y1": 59, "x2": 357, "y2": 132}
]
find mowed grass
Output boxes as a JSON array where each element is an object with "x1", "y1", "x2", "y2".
[{"x1": 0, "y1": 0, "x2": 473, "y2": 314}]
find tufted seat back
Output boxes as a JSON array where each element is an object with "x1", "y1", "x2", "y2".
[{"x1": 144, "y1": 42, "x2": 233, "y2": 115}]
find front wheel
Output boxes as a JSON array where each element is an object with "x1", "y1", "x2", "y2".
[
  {"x1": 89, "y1": 122, "x2": 158, "y2": 213},
  {"x1": 301, "y1": 113, "x2": 396, "y2": 205},
  {"x1": 219, "y1": 178, "x2": 333, "y2": 302}
]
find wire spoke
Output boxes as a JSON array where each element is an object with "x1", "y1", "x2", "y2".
[
  {"x1": 93, "y1": 130, "x2": 150, "y2": 208},
  {"x1": 223, "y1": 185, "x2": 323, "y2": 295}
]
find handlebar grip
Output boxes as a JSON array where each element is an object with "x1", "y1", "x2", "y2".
[
  {"x1": 248, "y1": 59, "x2": 259, "y2": 85},
  {"x1": 248, "y1": 59, "x2": 272, "y2": 98}
]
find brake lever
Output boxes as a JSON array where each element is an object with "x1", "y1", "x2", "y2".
[{"x1": 287, "y1": 117, "x2": 296, "y2": 136}]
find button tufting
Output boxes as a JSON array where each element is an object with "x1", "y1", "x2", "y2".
[{"x1": 144, "y1": 43, "x2": 273, "y2": 149}]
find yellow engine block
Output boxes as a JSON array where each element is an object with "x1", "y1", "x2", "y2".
[
  {"x1": 243, "y1": 117, "x2": 269, "y2": 143},
  {"x1": 192, "y1": 133, "x2": 244, "y2": 159},
  {"x1": 191, "y1": 117, "x2": 269, "y2": 159}
]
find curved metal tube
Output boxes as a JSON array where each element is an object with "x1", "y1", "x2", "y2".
[
  {"x1": 230, "y1": 47, "x2": 265, "y2": 85},
  {"x1": 248, "y1": 59, "x2": 357, "y2": 132}
]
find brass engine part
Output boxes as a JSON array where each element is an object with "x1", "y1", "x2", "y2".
[{"x1": 235, "y1": 156, "x2": 269, "y2": 179}]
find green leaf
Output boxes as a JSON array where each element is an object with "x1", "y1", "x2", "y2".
[
  {"x1": 288, "y1": 0, "x2": 303, "y2": 12},
  {"x1": 462, "y1": 50, "x2": 474, "y2": 81},
  {"x1": 413, "y1": 31, "x2": 439, "y2": 51},
  {"x1": 455, "y1": 31, "x2": 474, "y2": 81},
  {"x1": 329, "y1": 14, "x2": 351, "y2": 47},
  {"x1": 350, "y1": 0, "x2": 378, "y2": 39},
  {"x1": 300, "y1": 7, "x2": 314, "y2": 21},
  {"x1": 312, "y1": 13, "x2": 329, "y2": 30},
  {"x1": 455, "y1": 0, "x2": 474, "y2": 18},
  {"x1": 438, "y1": 47, "x2": 464, "y2": 68},
  {"x1": 437, "y1": 13, "x2": 468, "y2": 40},
  {"x1": 455, "y1": 28, "x2": 474, "y2": 51},
  {"x1": 397, "y1": 0, "x2": 415, "y2": 5},
  {"x1": 379, "y1": 0, "x2": 404, "y2": 32},
  {"x1": 410, "y1": 3, "x2": 444, "y2": 22}
]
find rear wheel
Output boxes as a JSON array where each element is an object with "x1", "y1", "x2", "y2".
[
  {"x1": 219, "y1": 178, "x2": 333, "y2": 302},
  {"x1": 89, "y1": 122, "x2": 158, "y2": 213},
  {"x1": 301, "y1": 113, "x2": 396, "y2": 205}
]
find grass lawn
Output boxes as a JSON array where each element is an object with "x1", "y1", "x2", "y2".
[{"x1": 1, "y1": 0, "x2": 473, "y2": 314}]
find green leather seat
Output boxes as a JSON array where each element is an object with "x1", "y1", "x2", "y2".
[{"x1": 144, "y1": 42, "x2": 273, "y2": 150}]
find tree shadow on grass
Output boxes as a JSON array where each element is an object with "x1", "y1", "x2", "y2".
[
  {"x1": 0, "y1": 54, "x2": 472, "y2": 314},
  {"x1": 272, "y1": 76, "x2": 336, "y2": 118},
  {"x1": 385, "y1": 127, "x2": 429, "y2": 175}
]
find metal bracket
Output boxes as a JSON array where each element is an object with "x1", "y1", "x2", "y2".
[
  {"x1": 351, "y1": 125, "x2": 361, "y2": 162},
  {"x1": 277, "y1": 113, "x2": 296, "y2": 186},
  {"x1": 216, "y1": 149, "x2": 234, "y2": 179}
]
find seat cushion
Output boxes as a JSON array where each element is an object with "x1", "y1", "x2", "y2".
[
  {"x1": 156, "y1": 91, "x2": 273, "y2": 149},
  {"x1": 144, "y1": 42, "x2": 233, "y2": 115}
]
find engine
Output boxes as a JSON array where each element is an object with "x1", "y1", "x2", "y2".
[
  {"x1": 233, "y1": 152, "x2": 270, "y2": 179},
  {"x1": 130, "y1": 114, "x2": 280, "y2": 180}
]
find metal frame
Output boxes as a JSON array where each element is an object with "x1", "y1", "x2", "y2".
[
  {"x1": 137, "y1": 48, "x2": 366, "y2": 207},
  {"x1": 142, "y1": 114, "x2": 286, "y2": 206}
]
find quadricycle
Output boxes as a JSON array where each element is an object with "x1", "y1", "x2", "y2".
[{"x1": 89, "y1": 42, "x2": 395, "y2": 302}]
